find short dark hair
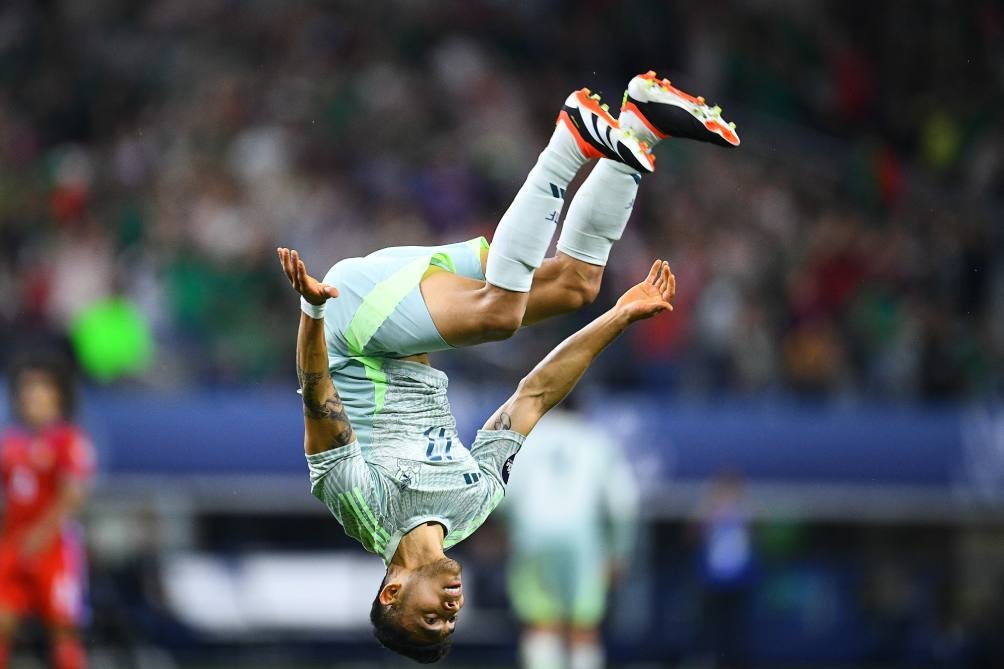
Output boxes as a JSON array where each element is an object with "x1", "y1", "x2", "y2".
[
  {"x1": 369, "y1": 576, "x2": 453, "y2": 664},
  {"x1": 7, "y1": 353, "x2": 77, "y2": 421}
]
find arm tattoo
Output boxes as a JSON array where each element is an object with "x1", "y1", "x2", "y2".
[
  {"x1": 297, "y1": 364, "x2": 355, "y2": 447},
  {"x1": 492, "y1": 411, "x2": 512, "y2": 431}
]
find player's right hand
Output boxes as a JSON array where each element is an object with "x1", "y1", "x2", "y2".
[
  {"x1": 615, "y1": 259, "x2": 676, "y2": 322},
  {"x1": 277, "y1": 247, "x2": 340, "y2": 305}
]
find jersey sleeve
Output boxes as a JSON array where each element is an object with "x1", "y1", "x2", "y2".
[
  {"x1": 469, "y1": 429, "x2": 525, "y2": 489},
  {"x1": 60, "y1": 429, "x2": 96, "y2": 483},
  {"x1": 304, "y1": 442, "x2": 390, "y2": 556}
]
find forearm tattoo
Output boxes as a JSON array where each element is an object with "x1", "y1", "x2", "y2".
[
  {"x1": 492, "y1": 411, "x2": 512, "y2": 431},
  {"x1": 297, "y1": 364, "x2": 355, "y2": 446}
]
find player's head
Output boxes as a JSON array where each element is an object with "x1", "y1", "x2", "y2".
[
  {"x1": 369, "y1": 556, "x2": 463, "y2": 663},
  {"x1": 7, "y1": 354, "x2": 76, "y2": 429}
]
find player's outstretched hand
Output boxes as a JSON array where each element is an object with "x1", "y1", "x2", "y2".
[
  {"x1": 277, "y1": 247, "x2": 340, "y2": 305},
  {"x1": 615, "y1": 259, "x2": 676, "y2": 323}
]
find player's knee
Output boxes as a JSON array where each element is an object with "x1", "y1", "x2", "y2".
[
  {"x1": 483, "y1": 311, "x2": 522, "y2": 341},
  {"x1": 477, "y1": 298, "x2": 524, "y2": 341}
]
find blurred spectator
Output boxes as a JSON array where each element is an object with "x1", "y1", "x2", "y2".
[
  {"x1": 0, "y1": 3, "x2": 1000, "y2": 667},
  {"x1": 694, "y1": 471, "x2": 756, "y2": 669},
  {"x1": 500, "y1": 405, "x2": 639, "y2": 669},
  {"x1": 0, "y1": 1, "x2": 999, "y2": 398}
]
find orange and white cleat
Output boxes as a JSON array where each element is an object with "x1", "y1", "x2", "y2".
[
  {"x1": 619, "y1": 71, "x2": 740, "y2": 148},
  {"x1": 557, "y1": 88, "x2": 655, "y2": 173}
]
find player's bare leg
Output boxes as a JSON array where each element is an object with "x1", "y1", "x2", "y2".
[
  {"x1": 513, "y1": 74, "x2": 742, "y2": 330},
  {"x1": 293, "y1": 77, "x2": 736, "y2": 351},
  {"x1": 420, "y1": 250, "x2": 604, "y2": 346},
  {"x1": 523, "y1": 252, "x2": 604, "y2": 325},
  {"x1": 421, "y1": 89, "x2": 653, "y2": 347}
]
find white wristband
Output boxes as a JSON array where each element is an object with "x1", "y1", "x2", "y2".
[{"x1": 300, "y1": 296, "x2": 325, "y2": 320}]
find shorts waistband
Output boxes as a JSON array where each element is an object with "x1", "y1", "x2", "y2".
[{"x1": 380, "y1": 358, "x2": 449, "y2": 389}]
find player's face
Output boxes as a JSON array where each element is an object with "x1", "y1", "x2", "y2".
[
  {"x1": 16, "y1": 370, "x2": 63, "y2": 429},
  {"x1": 399, "y1": 557, "x2": 464, "y2": 641}
]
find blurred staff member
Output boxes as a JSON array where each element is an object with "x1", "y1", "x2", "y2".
[
  {"x1": 695, "y1": 471, "x2": 754, "y2": 669},
  {"x1": 502, "y1": 406, "x2": 639, "y2": 669},
  {"x1": 0, "y1": 356, "x2": 94, "y2": 669}
]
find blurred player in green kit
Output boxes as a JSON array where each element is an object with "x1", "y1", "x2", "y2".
[{"x1": 502, "y1": 405, "x2": 639, "y2": 669}]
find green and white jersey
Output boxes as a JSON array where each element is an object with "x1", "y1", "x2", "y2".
[
  {"x1": 305, "y1": 358, "x2": 523, "y2": 563},
  {"x1": 305, "y1": 238, "x2": 524, "y2": 563}
]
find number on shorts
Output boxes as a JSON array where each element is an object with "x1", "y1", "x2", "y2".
[{"x1": 424, "y1": 426, "x2": 453, "y2": 462}]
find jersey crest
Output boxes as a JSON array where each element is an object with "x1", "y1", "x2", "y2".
[{"x1": 393, "y1": 460, "x2": 420, "y2": 489}]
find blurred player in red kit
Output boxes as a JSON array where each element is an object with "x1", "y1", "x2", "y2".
[{"x1": 0, "y1": 356, "x2": 93, "y2": 669}]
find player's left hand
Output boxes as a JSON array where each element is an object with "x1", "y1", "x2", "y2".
[
  {"x1": 615, "y1": 259, "x2": 676, "y2": 322},
  {"x1": 277, "y1": 247, "x2": 340, "y2": 305}
]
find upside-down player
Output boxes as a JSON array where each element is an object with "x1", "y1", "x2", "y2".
[
  {"x1": 278, "y1": 72, "x2": 737, "y2": 663},
  {"x1": 0, "y1": 356, "x2": 93, "y2": 669}
]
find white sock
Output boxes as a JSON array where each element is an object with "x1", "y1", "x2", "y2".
[
  {"x1": 569, "y1": 641, "x2": 604, "y2": 669},
  {"x1": 521, "y1": 630, "x2": 565, "y2": 669},
  {"x1": 486, "y1": 123, "x2": 587, "y2": 292},
  {"x1": 557, "y1": 158, "x2": 640, "y2": 266}
]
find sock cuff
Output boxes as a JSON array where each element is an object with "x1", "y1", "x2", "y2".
[
  {"x1": 485, "y1": 253, "x2": 535, "y2": 292},
  {"x1": 556, "y1": 236, "x2": 609, "y2": 266},
  {"x1": 556, "y1": 158, "x2": 640, "y2": 267}
]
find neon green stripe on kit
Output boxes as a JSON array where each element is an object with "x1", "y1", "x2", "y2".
[
  {"x1": 344, "y1": 256, "x2": 431, "y2": 355},
  {"x1": 429, "y1": 250, "x2": 457, "y2": 273},
  {"x1": 354, "y1": 356, "x2": 388, "y2": 416},
  {"x1": 353, "y1": 487, "x2": 389, "y2": 541},
  {"x1": 340, "y1": 491, "x2": 388, "y2": 553}
]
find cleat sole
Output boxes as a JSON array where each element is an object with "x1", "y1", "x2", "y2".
[{"x1": 623, "y1": 73, "x2": 740, "y2": 147}]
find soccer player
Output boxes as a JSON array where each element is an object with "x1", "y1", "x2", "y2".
[
  {"x1": 279, "y1": 72, "x2": 736, "y2": 663},
  {"x1": 501, "y1": 405, "x2": 639, "y2": 669},
  {"x1": 0, "y1": 356, "x2": 93, "y2": 669}
]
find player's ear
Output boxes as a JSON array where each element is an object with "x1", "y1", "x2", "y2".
[{"x1": 379, "y1": 581, "x2": 402, "y2": 606}]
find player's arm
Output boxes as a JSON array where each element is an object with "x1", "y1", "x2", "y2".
[
  {"x1": 485, "y1": 259, "x2": 676, "y2": 436},
  {"x1": 277, "y1": 247, "x2": 357, "y2": 455}
]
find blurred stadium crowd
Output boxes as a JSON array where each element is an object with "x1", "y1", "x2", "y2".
[
  {"x1": 0, "y1": 2, "x2": 1002, "y2": 668},
  {"x1": 0, "y1": 0, "x2": 1001, "y2": 399}
]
